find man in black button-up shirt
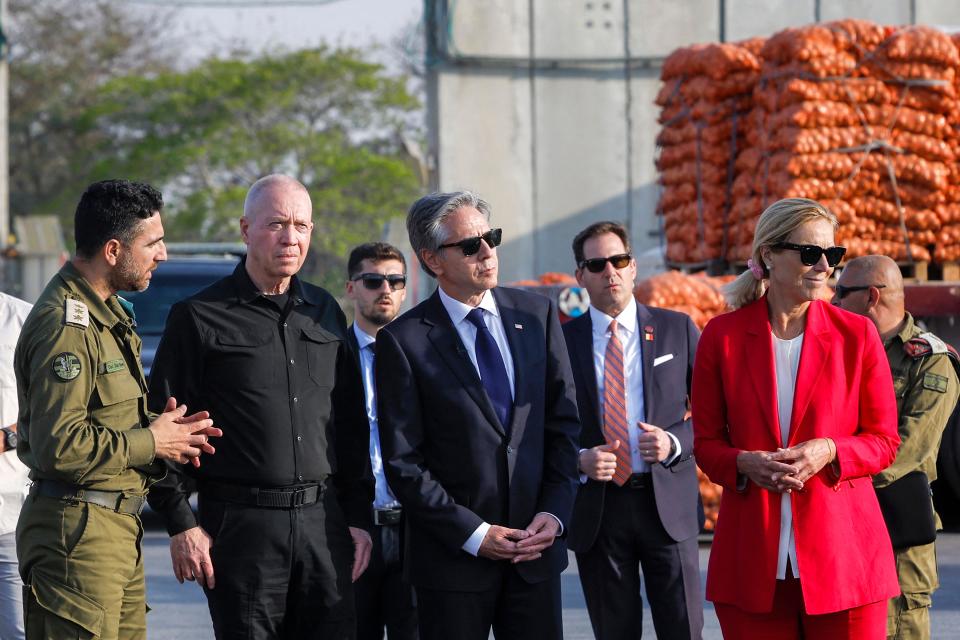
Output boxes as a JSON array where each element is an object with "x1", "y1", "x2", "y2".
[{"x1": 147, "y1": 174, "x2": 373, "y2": 639}]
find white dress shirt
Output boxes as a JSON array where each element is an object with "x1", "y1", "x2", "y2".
[
  {"x1": 437, "y1": 287, "x2": 561, "y2": 555},
  {"x1": 773, "y1": 331, "x2": 803, "y2": 580},
  {"x1": 353, "y1": 324, "x2": 400, "y2": 511},
  {"x1": 587, "y1": 298, "x2": 680, "y2": 474},
  {"x1": 0, "y1": 293, "x2": 33, "y2": 536}
]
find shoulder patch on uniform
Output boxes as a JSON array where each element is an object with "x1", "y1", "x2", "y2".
[
  {"x1": 52, "y1": 353, "x2": 82, "y2": 380},
  {"x1": 64, "y1": 298, "x2": 89, "y2": 328},
  {"x1": 923, "y1": 372, "x2": 949, "y2": 393}
]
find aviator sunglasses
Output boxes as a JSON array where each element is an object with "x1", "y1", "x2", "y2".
[
  {"x1": 773, "y1": 242, "x2": 847, "y2": 267},
  {"x1": 834, "y1": 283, "x2": 885, "y2": 300},
  {"x1": 579, "y1": 253, "x2": 632, "y2": 273},
  {"x1": 438, "y1": 228, "x2": 503, "y2": 257},
  {"x1": 351, "y1": 273, "x2": 407, "y2": 291}
]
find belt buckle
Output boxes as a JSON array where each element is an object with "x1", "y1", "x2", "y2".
[
  {"x1": 628, "y1": 474, "x2": 648, "y2": 489},
  {"x1": 375, "y1": 508, "x2": 401, "y2": 526},
  {"x1": 292, "y1": 487, "x2": 306, "y2": 507}
]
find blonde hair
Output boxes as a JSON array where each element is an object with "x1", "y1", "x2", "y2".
[{"x1": 723, "y1": 198, "x2": 839, "y2": 309}]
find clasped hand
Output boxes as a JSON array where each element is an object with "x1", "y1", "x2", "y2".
[
  {"x1": 737, "y1": 438, "x2": 835, "y2": 493},
  {"x1": 477, "y1": 513, "x2": 559, "y2": 564}
]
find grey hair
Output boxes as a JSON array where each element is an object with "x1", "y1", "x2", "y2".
[
  {"x1": 243, "y1": 174, "x2": 311, "y2": 220},
  {"x1": 406, "y1": 190, "x2": 491, "y2": 277}
]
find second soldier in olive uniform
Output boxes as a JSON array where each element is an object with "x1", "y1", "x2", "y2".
[
  {"x1": 14, "y1": 180, "x2": 220, "y2": 640},
  {"x1": 835, "y1": 255, "x2": 960, "y2": 640}
]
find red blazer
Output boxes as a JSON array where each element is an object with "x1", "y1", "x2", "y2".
[{"x1": 692, "y1": 297, "x2": 900, "y2": 615}]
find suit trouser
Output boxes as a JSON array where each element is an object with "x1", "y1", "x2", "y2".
[
  {"x1": 198, "y1": 489, "x2": 356, "y2": 640},
  {"x1": 714, "y1": 576, "x2": 886, "y2": 640},
  {"x1": 17, "y1": 493, "x2": 146, "y2": 640},
  {"x1": 354, "y1": 522, "x2": 417, "y2": 640},
  {"x1": 414, "y1": 563, "x2": 562, "y2": 640},
  {"x1": 887, "y1": 541, "x2": 937, "y2": 640},
  {"x1": 576, "y1": 481, "x2": 703, "y2": 640},
  {"x1": 0, "y1": 531, "x2": 24, "y2": 639}
]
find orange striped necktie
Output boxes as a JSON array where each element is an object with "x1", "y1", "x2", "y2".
[{"x1": 603, "y1": 319, "x2": 632, "y2": 486}]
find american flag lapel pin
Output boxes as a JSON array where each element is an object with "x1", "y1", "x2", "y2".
[
  {"x1": 644, "y1": 325, "x2": 654, "y2": 341},
  {"x1": 514, "y1": 323, "x2": 523, "y2": 330}
]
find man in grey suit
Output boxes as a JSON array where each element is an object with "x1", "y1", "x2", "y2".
[{"x1": 564, "y1": 221, "x2": 703, "y2": 640}]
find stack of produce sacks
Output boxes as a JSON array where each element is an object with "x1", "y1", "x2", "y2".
[
  {"x1": 936, "y1": 33, "x2": 960, "y2": 263},
  {"x1": 655, "y1": 40, "x2": 762, "y2": 264},
  {"x1": 730, "y1": 20, "x2": 958, "y2": 263}
]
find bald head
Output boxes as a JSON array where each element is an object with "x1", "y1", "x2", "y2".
[
  {"x1": 243, "y1": 174, "x2": 311, "y2": 222},
  {"x1": 834, "y1": 254, "x2": 906, "y2": 338},
  {"x1": 842, "y1": 255, "x2": 904, "y2": 298}
]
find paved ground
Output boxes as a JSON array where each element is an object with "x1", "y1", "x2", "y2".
[{"x1": 144, "y1": 531, "x2": 960, "y2": 639}]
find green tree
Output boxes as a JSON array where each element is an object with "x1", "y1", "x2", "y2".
[
  {"x1": 91, "y1": 46, "x2": 422, "y2": 287},
  {"x1": 8, "y1": 0, "x2": 178, "y2": 220}
]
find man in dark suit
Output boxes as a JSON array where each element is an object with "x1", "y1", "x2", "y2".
[
  {"x1": 564, "y1": 221, "x2": 703, "y2": 640},
  {"x1": 345, "y1": 241, "x2": 418, "y2": 640},
  {"x1": 375, "y1": 190, "x2": 580, "y2": 640}
]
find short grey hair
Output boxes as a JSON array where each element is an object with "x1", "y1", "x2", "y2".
[
  {"x1": 243, "y1": 174, "x2": 311, "y2": 221},
  {"x1": 406, "y1": 190, "x2": 491, "y2": 277}
]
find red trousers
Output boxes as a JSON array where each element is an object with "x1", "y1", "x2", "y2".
[{"x1": 713, "y1": 577, "x2": 886, "y2": 640}]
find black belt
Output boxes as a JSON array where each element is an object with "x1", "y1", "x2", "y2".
[
  {"x1": 31, "y1": 479, "x2": 146, "y2": 516},
  {"x1": 374, "y1": 507, "x2": 402, "y2": 526},
  {"x1": 201, "y1": 481, "x2": 322, "y2": 508},
  {"x1": 624, "y1": 473, "x2": 652, "y2": 490}
]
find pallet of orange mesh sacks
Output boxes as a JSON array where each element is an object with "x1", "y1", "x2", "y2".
[
  {"x1": 656, "y1": 39, "x2": 763, "y2": 265},
  {"x1": 725, "y1": 20, "x2": 960, "y2": 271}
]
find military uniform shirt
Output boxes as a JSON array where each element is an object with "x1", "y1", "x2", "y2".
[
  {"x1": 14, "y1": 262, "x2": 160, "y2": 493},
  {"x1": 875, "y1": 312, "x2": 960, "y2": 528}
]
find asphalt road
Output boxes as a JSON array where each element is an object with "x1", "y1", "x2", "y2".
[{"x1": 143, "y1": 531, "x2": 960, "y2": 639}]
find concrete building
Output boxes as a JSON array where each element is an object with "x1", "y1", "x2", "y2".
[{"x1": 424, "y1": 0, "x2": 960, "y2": 283}]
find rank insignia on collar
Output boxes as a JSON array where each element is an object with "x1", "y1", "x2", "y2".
[
  {"x1": 64, "y1": 298, "x2": 89, "y2": 328},
  {"x1": 53, "y1": 353, "x2": 81, "y2": 381}
]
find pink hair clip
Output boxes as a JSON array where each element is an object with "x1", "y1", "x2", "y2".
[{"x1": 747, "y1": 258, "x2": 764, "y2": 281}]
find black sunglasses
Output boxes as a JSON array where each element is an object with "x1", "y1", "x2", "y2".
[
  {"x1": 351, "y1": 273, "x2": 407, "y2": 291},
  {"x1": 438, "y1": 228, "x2": 503, "y2": 257},
  {"x1": 579, "y1": 253, "x2": 632, "y2": 273},
  {"x1": 773, "y1": 242, "x2": 846, "y2": 267},
  {"x1": 834, "y1": 283, "x2": 885, "y2": 300}
]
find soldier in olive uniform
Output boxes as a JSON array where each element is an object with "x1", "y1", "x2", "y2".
[
  {"x1": 14, "y1": 180, "x2": 221, "y2": 640},
  {"x1": 834, "y1": 255, "x2": 960, "y2": 640}
]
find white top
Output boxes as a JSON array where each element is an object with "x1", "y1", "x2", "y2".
[
  {"x1": 772, "y1": 331, "x2": 804, "y2": 580},
  {"x1": 353, "y1": 325, "x2": 400, "y2": 511},
  {"x1": 0, "y1": 293, "x2": 33, "y2": 536}
]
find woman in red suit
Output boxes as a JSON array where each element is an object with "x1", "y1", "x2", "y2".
[{"x1": 692, "y1": 198, "x2": 900, "y2": 639}]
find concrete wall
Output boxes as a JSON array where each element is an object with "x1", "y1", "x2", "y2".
[{"x1": 426, "y1": 0, "x2": 960, "y2": 285}]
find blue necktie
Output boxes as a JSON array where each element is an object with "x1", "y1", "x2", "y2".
[{"x1": 466, "y1": 308, "x2": 513, "y2": 432}]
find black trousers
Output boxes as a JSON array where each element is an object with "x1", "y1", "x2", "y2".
[
  {"x1": 354, "y1": 523, "x2": 418, "y2": 640},
  {"x1": 576, "y1": 482, "x2": 703, "y2": 640},
  {"x1": 415, "y1": 564, "x2": 562, "y2": 640},
  {"x1": 198, "y1": 490, "x2": 356, "y2": 640}
]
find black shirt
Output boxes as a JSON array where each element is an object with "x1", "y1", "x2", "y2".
[{"x1": 146, "y1": 261, "x2": 373, "y2": 535}]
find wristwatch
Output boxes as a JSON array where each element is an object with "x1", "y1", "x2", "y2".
[{"x1": 1, "y1": 427, "x2": 17, "y2": 452}]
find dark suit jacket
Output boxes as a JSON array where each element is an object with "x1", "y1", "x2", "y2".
[
  {"x1": 564, "y1": 303, "x2": 701, "y2": 553},
  {"x1": 376, "y1": 287, "x2": 581, "y2": 592}
]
